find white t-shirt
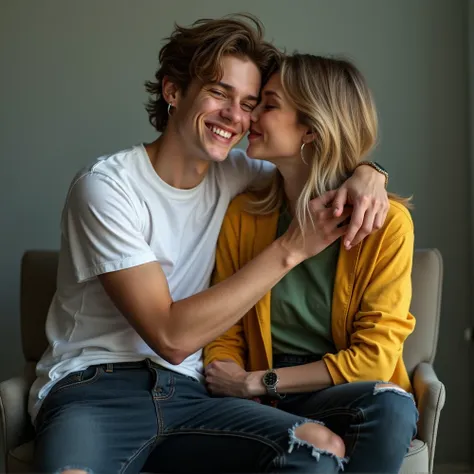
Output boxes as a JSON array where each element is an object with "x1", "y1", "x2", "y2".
[{"x1": 28, "y1": 144, "x2": 272, "y2": 421}]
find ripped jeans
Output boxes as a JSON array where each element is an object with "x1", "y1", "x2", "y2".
[
  {"x1": 34, "y1": 359, "x2": 342, "y2": 474},
  {"x1": 273, "y1": 354, "x2": 419, "y2": 473}
]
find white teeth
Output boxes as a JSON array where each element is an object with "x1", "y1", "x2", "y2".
[{"x1": 211, "y1": 126, "x2": 232, "y2": 139}]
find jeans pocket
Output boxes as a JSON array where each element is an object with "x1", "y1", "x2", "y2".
[{"x1": 49, "y1": 366, "x2": 103, "y2": 397}]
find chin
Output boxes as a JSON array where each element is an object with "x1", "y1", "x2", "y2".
[
  {"x1": 205, "y1": 148, "x2": 232, "y2": 162},
  {"x1": 246, "y1": 145, "x2": 267, "y2": 161}
]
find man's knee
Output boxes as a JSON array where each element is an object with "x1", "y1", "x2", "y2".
[{"x1": 293, "y1": 422, "x2": 346, "y2": 459}]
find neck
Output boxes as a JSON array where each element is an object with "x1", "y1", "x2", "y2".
[
  {"x1": 276, "y1": 157, "x2": 309, "y2": 215},
  {"x1": 145, "y1": 127, "x2": 210, "y2": 190}
]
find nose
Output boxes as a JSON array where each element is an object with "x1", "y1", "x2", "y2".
[
  {"x1": 221, "y1": 101, "x2": 244, "y2": 124},
  {"x1": 250, "y1": 103, "x2": 262, "y2": 123}
]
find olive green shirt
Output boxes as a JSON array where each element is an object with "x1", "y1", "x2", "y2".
[{"x1": 271, "y1": 207, "x2": 338, "y2": 355}]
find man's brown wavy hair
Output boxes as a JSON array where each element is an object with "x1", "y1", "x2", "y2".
[{"x1": 145, "y1": 13, "x2": 281, "y2": 133}]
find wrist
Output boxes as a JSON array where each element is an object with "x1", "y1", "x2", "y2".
[
  {"x1": 245, "y1": 371, "x2": 266, "y2": 398},
  {"x1": 274, "y1": 235, "x2": 304, "y2": 270},
  {"x1": 354, "y1": 161, "x2": 389, "y2": 188}
]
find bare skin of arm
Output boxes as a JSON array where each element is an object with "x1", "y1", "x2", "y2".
[
  {"x1": 99, "y1": 196, "x2": 350, "y2": 365},
  {"x1": 205, "y1": 359, "x2": 333, "y2": 398}
]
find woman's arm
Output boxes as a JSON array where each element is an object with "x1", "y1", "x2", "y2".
[
  {"x1": 323, "y1": 226, "x2": 415, "y2": 384},
  {"x1": 207, "y1": 207, "x2": 415, "y2": 397}
]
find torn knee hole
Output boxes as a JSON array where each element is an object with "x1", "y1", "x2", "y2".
[
  {"x1": 373, "y1": 382, "x2": 415, "y2": 401},
  {"x1": 292, "y1": 421, "x2": 346, "y2": 459}
]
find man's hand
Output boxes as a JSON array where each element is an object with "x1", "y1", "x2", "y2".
[
  {"x1": 205, "y1": 360, "x2": 265, "y2": 398},
  {"x1": 279, "y1": 191, "x2": 352, "y2": 265},
  {"x1": 331, "y1": 165, "x2": 389, "y2": 250}
]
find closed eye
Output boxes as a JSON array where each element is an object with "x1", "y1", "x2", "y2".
[
  {"x1": 210, "y1": 89, "x2": 226, "y2": 98},
  {"x1": 242, "y1": 103, "x2": 256, "y2": 112}
]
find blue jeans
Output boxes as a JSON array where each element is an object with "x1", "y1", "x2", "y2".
[
  {"x1": 34, "y1": 359, "x2": 343, "y2": 474},
  {"x1": 273, "y1": 354, "x2": 419, "y2": 473}
]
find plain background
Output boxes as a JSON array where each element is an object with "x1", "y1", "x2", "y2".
[{"x1": 1, "y1": 0, "x2": 473, "y2": 469}]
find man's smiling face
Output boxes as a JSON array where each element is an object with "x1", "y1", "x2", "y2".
[{"x1": 170, "y1": 55, "x2": 262, "y2": 163}]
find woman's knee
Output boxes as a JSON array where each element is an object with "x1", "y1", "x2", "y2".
[
  {"x1": 293, "y1": 422, "x2": 346, "y2": 459},
  {"x1": 373, "y1": 382, "x2": 418, "y2": 427}
]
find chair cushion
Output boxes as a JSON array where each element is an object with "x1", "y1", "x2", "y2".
[
  {"x1": 400, "y1": 439, "x2": 429, "y2": 473},
  {"x1": 8, "y1": 439, "x2": 428, "y2": 473},
  {"x1": 7, "y1": 440, "x2": 33, "y2": 473}
]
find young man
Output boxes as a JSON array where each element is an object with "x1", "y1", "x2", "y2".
[{"x1": 31, "y1": 14, "x2": 389, "y2": 474}]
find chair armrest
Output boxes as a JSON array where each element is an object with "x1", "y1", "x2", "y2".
[
  {"x1": 412, "y1": 362, "x2": 446, "y2": 472},
  {"x1": 0, "y1": 375, "x2": 34, "y2": 456}
]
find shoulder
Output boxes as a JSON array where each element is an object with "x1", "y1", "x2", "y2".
[
  {"x1": 383, "y1": 200, "x2": 414, "y2": 237},
  {"x1": 68, "y1": 145, "x2": 142, "y2": 201},
  {"x1": 224, "y1": 191, "x2": 265, "y2": 218},
  {"x1": 359, "y1": 199, "x2": 414, "y2": 254},
  {"x1": 220, "y1": 149, "x2": 274, "y2": 185}
]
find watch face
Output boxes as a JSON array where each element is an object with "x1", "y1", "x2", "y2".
[{"x1": 263, "y1": 371, "x2": 278, "y2": 387}]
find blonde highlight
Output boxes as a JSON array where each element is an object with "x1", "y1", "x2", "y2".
[{"x1": 248, "y1": 54, "x2": 412, "y2": 230}]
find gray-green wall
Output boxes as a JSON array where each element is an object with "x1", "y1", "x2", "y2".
[{"x1": 0, "y1": 0, "x2": 470, "y2": 466}]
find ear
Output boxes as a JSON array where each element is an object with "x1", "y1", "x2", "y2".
[
  {"x1": 302, "y1": 129, "x2": 317, "y2": 145},
  {"x1": 162, "y1": 76, "x2": 181, "y2": 107}
]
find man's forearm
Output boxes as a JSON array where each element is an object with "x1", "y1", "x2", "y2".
[{"x1": 166, "y1": 238, "x2": 297, "y2": 359}]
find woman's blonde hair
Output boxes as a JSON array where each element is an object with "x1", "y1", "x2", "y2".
[{"x1": 250, "y1": 54, "x2": 412, "y2": 230}]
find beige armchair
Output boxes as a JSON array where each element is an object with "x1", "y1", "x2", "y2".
[{"x1": 0, "y1": 249, "x2": 446, "y2": 473}]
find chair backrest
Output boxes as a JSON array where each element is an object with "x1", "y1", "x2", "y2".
[
  {"x1": 20, "y1": 251, "x2": 58, "y2": 362},
  {"x1": 19, "y1": 249, "x2": 443, "y2": 373},
  {"x1": 403, "y1": 248, "x2": 443, "y2": 374}
]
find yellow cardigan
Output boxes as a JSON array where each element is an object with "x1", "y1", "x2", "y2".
[{"x1": 204, "y1": 194, "x2": 416, "y2": 392}]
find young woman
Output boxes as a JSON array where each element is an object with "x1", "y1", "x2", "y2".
[{"x1": 204, "y1": 54, "x2": 418, "y2": 473}]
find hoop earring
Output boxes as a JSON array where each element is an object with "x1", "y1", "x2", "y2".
[
  {"x1": 300, "y1": 142, "x2": 308, "y2": 165},
  {"x1": 167, "y1": 103, "x2": 173, "y2": 116}
]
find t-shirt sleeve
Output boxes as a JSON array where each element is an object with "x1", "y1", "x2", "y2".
[
  {"x1": 63, "y1": 172, "x2": 157, "y2": 283},
  {"x1": 224, "y1": 149, "x2": 275, "y2": 197}
]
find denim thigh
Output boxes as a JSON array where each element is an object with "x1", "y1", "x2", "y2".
[
  {"x1": 35, "y1": 361, "x2": 343, "y2": 474},
  {"x1": 145, "y1": 368, "x2": 343, "y2": 473},
  {"x1": 34, "y1": 362, "x2": 161, "y2": 474}
]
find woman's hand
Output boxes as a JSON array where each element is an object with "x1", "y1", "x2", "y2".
[
  {"x1": 331, "y1": 165, "x2": 389, "y2": 250},
  {"x1": 205, "y1": 360, "x2": 265, "y2": 398}
]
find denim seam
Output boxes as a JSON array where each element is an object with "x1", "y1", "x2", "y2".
[
  {"x1": 119, "y1": 435, "x2": 157, "y2": 474},
  {"x1": 347, "y1": 407, "x2": 364, "y2": 459},
  {"x1": 163, "y1": 428, "x2": 285, "y2": 456},
  {"x1": 152, "y1": 371, "x2": 176, "y2": 401},
  {"x1": 49, "y1": 367, "x2": 102, "y2": 397},
  {"x1": 149, "y1": 368, "x2": 165, "y2": 437}
]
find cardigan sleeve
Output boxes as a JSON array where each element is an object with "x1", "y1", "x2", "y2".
[
  {"x1": 323, "y1": 209, "x2": 416, "y2": 384},
  {"x1": 203, "y1": 200, "x2": 248, "y2": 369}
]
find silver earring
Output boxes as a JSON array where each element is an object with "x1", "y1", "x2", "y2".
[
  {"x1": 167, "y1": 103, "x2": 173, "y2": 116},
  {"x1": 300, "y1": 142, "x2": 308, "y2": 165}
]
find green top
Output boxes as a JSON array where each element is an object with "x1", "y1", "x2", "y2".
[{"x1": 271, "y1": 206, "x2": 338, "y2": 356}]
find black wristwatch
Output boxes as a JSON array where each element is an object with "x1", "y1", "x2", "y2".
[{"x1": 262, "y1": 369, "x2": 285, "y2": 399}]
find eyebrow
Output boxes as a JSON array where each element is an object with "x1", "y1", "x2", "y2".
[
  {"x1": 215, "y1": 81, "x2": 259, "y2": 102},
  {"x1": 263, "y1": 90, "x2": 281, "y2": 100}
]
